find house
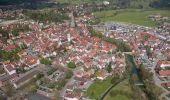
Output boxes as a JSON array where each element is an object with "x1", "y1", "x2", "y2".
[
  {"x1": 74, "y1": 69, "x2": 84, "y2": 78},
  {"x1": 13, "y1": 69, "x2": 40, "y2": 88},
  {"x1": 0, "y1": 73, "x2": 18, "y2": 87},
  {"x1": 165, "y1": 82, "x2": 170, "y2": 88},
  {"x1": 18, "y1": 50, "x2": 27, "y2": 57},
  {"x1": 64, "y1": 91, "x2": 81, "y2": 100},
  {"x1": 0, "y1": 64, "x2": 5, "y2": 75},
  {"x1": 159, "y1": 70, "x2": 170, "y2": 77},
  {"x1": 103, "y1": 1, "x2": 110, "y2": 5},
  {"x1": 4, "y1": 44, "x2": 16, "y2": 51},
  {"x1": 66, "y1": 84, "x2": 75, "y2": 92},
  {"x1": 24, "y1": 55, "x2": 40, "y2": 68},
  {"x1": 96, "y1": 70, "x2": 108, "y2": 80},
  {"x1": 156, "y1": 61, "x2": 170, "y2": 69},
  {"x1": 3, "y1": 64, "x2": 16, "y2": 75}
]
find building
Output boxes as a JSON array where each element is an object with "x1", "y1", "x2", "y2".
[
  {"x1": 0, "y1": 73, "x2": 18, "y2": 87},
  {"x1": 3, "y1": 64, "x2": 16, "y2": 75},
  {"x1": 159, "y1": 70, "x2": 170, "y2": 77},
  {"x1": 64, "y1": 91, "x2": 81, "y2": 100},
  {"x1": 96, "y1": 70, "x2": 108, "y2": 80},
  {"x1": 156, "y1": 61, "x2": 170, "y2": 69},
  {"x1": 13, "y1": 69, "x2": 40, "y2": 88}
]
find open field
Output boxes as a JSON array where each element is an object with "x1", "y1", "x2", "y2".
[
  {"x1": 94, "y1": 9, "x2": 170, "y2": 27},
  {"x1": 104, "y1": 79, "x2": 133, "y2": 100},
  {"x1": 86, "y1": 77, "x2": 112, "y2": 99}
]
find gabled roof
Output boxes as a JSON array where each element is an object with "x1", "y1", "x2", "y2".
[
  {"x1": 157, "y1": 61, "x2": 170, "y2": 66},
  {"x1": 159, "y1": 70, "x2": 170, "y2": 76},
  {"x1": 5, "y1": 64, "x2": 15, "y2": 72},
  {"x1": 0, "y1": 73, "x2": 18, "y2": 82}
]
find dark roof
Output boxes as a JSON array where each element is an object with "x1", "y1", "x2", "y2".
[
  {"x1": 0, "y1": 73, "x2": 18, "y2": 82},
  {"x1": 14, "y1": 69, "x2": 40, "y2": 85},
  {"x1": 27, "y1": 93, "x2": 51, "y2": 100}
]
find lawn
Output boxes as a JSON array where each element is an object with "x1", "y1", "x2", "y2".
[
  {"x1": 104, "y1": 79, "x2": 133, "y2": 100},
  {"x1": 94, "y1": 9, "x2": 170, "y2": 27},
  {"x1": 86, "y1": 77, "x2": 112, "y2": 99}
]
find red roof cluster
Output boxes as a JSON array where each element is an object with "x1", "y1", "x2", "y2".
[
  {"x1": 159, "y1": 70, "x2": 170, "y2": 76},
  {"x1": 4, "y1": 44, "x2": 16, "y2": 51}
]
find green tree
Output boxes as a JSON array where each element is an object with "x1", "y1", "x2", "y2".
[
  {"x1": 40, "y1": 58, "x2": 52, "y2": 65},
  {"x1": 67, "y1": 61, "x2": 76, "y2": 69},
  {"x1": 106, "y1": 62, "x2": 112, "y2": 73},
  {"x1": 65, "y1": 70, "x2": 73, "y2": 79}
]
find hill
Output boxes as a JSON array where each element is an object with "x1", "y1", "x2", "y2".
[
  {"x1": 0, "y1": 0, "x2": 169, "y2": 9},
  {"x1": 55, "y1": 0, "x2": 170, "y2": 9}
]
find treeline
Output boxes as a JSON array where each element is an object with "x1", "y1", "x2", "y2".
[
  {"x1": 88, "y1": 27, "x2": 131, "y2": 52},
  {"x1": 0, "y1": 0, "x2": 48, "y2": 5},
  {"x1": 58, "y1": 0, "x2": 170, "y2": 9},
  {"x1": 24, "y1": 10, "x2": 70, "y2": 23},
  {"x1": 0, "y1": 0, "x2": 169, "y2": 9},
  {"x1": 150, "y1": 0, "x2": 170, "y2": 8},
  {"x1": 138, "y1": 64, "x2": 162, "y2": 100},
  {"x1": 126, "y1": 54, "x2": 162, "y2": 100},
  {"x1": 0, "y1": 28, "x2": 9, "y2": 42}
]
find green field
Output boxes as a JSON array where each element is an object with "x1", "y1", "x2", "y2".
[
  {"x1": 94, "y1": 9, "x2": 170, "y2": 27},
  {"x1": 104, "y1": 79, "x2": 133, "y2": 100},
  {"x1": 86, "y1": 77, "x2": 112, "y2": 99}
]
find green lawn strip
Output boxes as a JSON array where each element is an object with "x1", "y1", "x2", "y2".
[
  {"x1": 105, "y1": 94, "x2": 130, "y2": 100},
  {"x1": 86, "y1": 77, "x2": 112, "y2": 99},
  {"x1": 104, "y1": 79, "x2": 133, "y2": 100}
]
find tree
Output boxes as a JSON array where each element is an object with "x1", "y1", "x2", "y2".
[
  {"x1": 36, "y1": 73, "x2": 44, "y2": 80},
  {"x1": 143, "y1": 35, "x2": 149, "y2": 41},
  {"x1": 56, "y1": 79, "x2": 66, "y2": 90},
  {"x1": 67, "y1": 61, "x2": 76, "y2": 69},
  {"x1": 0, "y1": 48, "x2": 20, "y2": 61},
  {"x1": 40, "y1": 58, "x2": 52, "y2": 65},
  {"x1": 106, "y1": 62, "x2": 112, "y2": 73},
  {"x1": 11, "y1": 29, "x2": 19, "y2": 36},
  {"x1": 145, "y1": 45, "x2": 152, "y2": 57},
  {"x1": 65, "y1": 70, "x2": 73, "y2": 79},
  {"x1": 111, "y1": 76, "x2": 119, "y2": 84},
  {"x1": 139, "y1": 63, "x2": 153, "y2": 81},
  {"x1": 131, "y1": 74, "x2": 138, "y2": 83}
]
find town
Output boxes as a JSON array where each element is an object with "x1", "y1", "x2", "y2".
[{"x1": 0, "y1": 0, "x2": 170, "y2": 100}]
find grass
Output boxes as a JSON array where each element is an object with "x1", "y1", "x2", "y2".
[
  {"x1": 94, "y1": 9, "x2": 170, "y2": 27},
  {"x1": 86, "y1": 77, "x2": 112, "y2": 99},
  {"x1": 106, "y1": 95, "x2": 130, "y2": 100},
  {"x1": 104, "y1": 79, "x2": 133, "y2": 100}
]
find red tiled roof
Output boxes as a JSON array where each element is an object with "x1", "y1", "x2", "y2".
[
  {"x1": 159, "y1": 70, "x2": 170, "y2": 76},
  {"x1": 157, "y1": 61, "x2": 170, "y2": 66},
  {"x1": 4, "y1": 44, "x2": 16, "y2": 51},
  {"x1": 0, "y1": 65, "x2": 4, "y2": 71},
  {"x1": 5, "y1": 64, "x2": 15, "y2": 72},
  {"x1": 166, "y1": 82, "x2": 170, "y2": 87},
  {"x1": 64, "y1": 92, "x2": 81, "y2": 98},
  {"x1": 25, "y1": 56, "x2": 38, "y2": 66},
  {"x1": 0, "y1": 73, "x2": 18, "y2": 82}
]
